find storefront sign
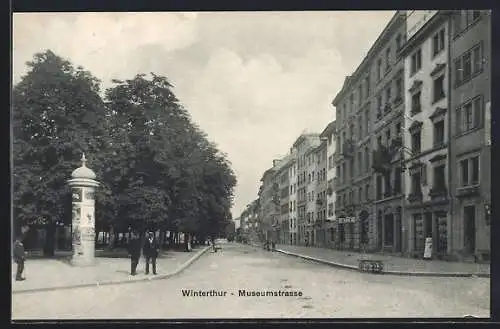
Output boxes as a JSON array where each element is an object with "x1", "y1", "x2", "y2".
[{"x1": 338, "y1": 217, "x2": 357, "y2": 224}]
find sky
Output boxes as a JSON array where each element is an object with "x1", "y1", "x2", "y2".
[{"x1": 13, "y1": 11, "x2": 395, "y2": 217}]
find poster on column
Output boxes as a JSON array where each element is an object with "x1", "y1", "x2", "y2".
[
  {"x1": 72, "y1": 205, "x2": 83, "y2": 255},
  {"x1": 423, "y1": 237, "x2": 432, "y2": 259}
]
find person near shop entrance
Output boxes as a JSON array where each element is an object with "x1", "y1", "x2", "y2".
[{"x1": 128, "y1": 231, "x2": 142, "y2": 276}]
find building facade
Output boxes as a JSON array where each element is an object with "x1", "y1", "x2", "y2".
[
  {"x1": 305, "y1": 145, "x2": 319, "y2": 245},
  {"x1": 333, "y1": 11, "x2": 406, "y2": 252},
  {"x1": 293, "y1": 134, "x2": 320, "y2": 245},
  {"x1": 288, "y1": 152, "x2": 298, "y2": 244},
  {"x1": 314, "y1": 141, "x2": 328, "y2": 247},
  {"x1": 322, "y1": 121, "x2": 337, "y2": 247},
  {"x1": 449, "y1": 10, "x2": 491, "y2": 261},
  {"x1": 276, "y1": 156, "x2": 291, "y2": 244},
  {"x1": 259, "y1": 166, "x2": 278, "y2": 242},
  {"x1": 400, "y1": 10, "x2": 452, "y2": 259}
]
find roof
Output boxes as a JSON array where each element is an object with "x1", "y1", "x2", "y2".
[
  {"x1": 319, "y1": 121, "x2": 336, "y2": 138},
  {"x1": 71, "y1": 153, "x2": 96, "y2": 180},
  {"x1": 292, "y1": 133, "x2": 320, "y2": 148}
]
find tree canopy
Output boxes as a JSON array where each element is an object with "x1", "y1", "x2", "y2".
[{"x1": 12, "y1": 50, "x2": 237, "y2": 242}]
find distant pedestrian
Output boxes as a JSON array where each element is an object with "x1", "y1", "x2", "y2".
[
  {"x1": 13, "y1": 235, "x2": 26, "y2": 281},
  {"x1": 143, "y1": 231, "x2": 159, "y2": 275},
  {"x1": 128, "y1": 232, "x2": 142, "y2": 276}
]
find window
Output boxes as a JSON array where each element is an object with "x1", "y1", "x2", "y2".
[
  {"x1": 365, "y1": 109, "x2": 369, "y2": 134},
  {"x1": 364, "y1": 147, "x2": 370, "y2": 172},
  {"x1": 377, "y1": 59, "x2": 383, "y2": 80},
  {"x1": 433, "y1": 164, "x2": 446, "y2": 189},
  {"x1": 358, "y1": 85, "x2": 363, "y2": 105},
  {"x1": 385, "y1": 85, "x2": 392, "y2": 104},
  {"x1": 459, "y1": 156, "x2": 480, "y2": 187},
  {"x1": 411, "y1": 92, "x2": 421, "y2": 114},
  {"x1": 358, "y1": 187, "x2": 362, "y2": 203},
  {"x1": 411, "y1": 49, "x2": 422, "y2": 74},
  {"x1": 395, "y1": 77, "x2": 403, "y2": 101},
  {"x1": 365, "y1": 184, "x2": 370, "y2": 201},
  {"x1": 411, "y1": 171, "x2": 422, "y2": 195},
  {"x1": 394, "y1": 167, "x2": 402, "y2": 194},
  {"x1": 358, "y1": 151, "x2": 363, "y2": 175},
  {"x1": 433, "y1": 120, "x2": 445, "y2": 147},
  {"x1": 377, "y1": 95, "x2": 382, "y2": 113},
  {"x1": 395, "y1": 122, "x2": 401, "y2": 136},
  {"x1": 433, "y1": 75, "x2": 445, "y2": 102},
  {"x1": 452, "y1": 12, "x2": 462, "y2": 37},
  {"x1": 365, "y1": 75, "x2": 370, "y2": 98},
  {"x1": 386, "y1": 128, "x2": 391, "y2": 143},
  {"x1": 463, "y1": 52, "x2": 472, "y2": 80},
  {"x1": 411, "y1": 130, "x2": 421, "y2": 154},
  {"x1": 456, "y1": 96, "x2": 482, "y2": 134},
  {"x1": 432, "y1": 28, "x2": 445, "y2": 57},
  {"x1": 376, "y1": 175, "x2": 383, "y2": 200},
  {"x1": 358, "y1": 116, "x2": 363, "y2": 140},
  {"x1": 395, "y1": 34, "x2": 402, "y2": 51},
  {"x1": 350, "y1": 94, "x2": 354, "y2": 112},
  {"x1": 385, "y1": 47, "x2": 391, "y2": 71},
  {"x1": 453, "y1": 42, "x2": 484, "y2": 85}
]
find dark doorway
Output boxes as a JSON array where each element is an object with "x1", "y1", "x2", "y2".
[
  {"x1": 395, "y1": 208, "x2": 402, "y2": 253},
  {"x1": 377, "y1": 211, "x2": 383, "y2": 249},
  {"x1": 424, "y1": 212, "x2": 433, "y2": 239},
  {"x1": 384, "y1": 214, "x2": 394, "y2": 246},
  {"x1": 359, "y1": 211, "x2": 369, "y2": 244},
  {"x1": 464, "y1": 206, "x2": 476, "y2": 254}
]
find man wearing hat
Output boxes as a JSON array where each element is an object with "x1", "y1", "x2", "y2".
[{"x1": 143, "y1": 231, "x2": 160, "y2": 275}]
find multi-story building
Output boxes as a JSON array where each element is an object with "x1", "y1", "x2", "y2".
[
  {"x1": 276, "y1": 155, "x2": 292, "y2": 244},
  {"x1": 370, "y1": 12, "x2": 407, "y2": 255},
  {"x1": 258, "y1": 165, "x2": 279, "y2": 242},
  {"x1": 322, "y1": 121, "x2": 337, "y2": 247},
  {"x1": 288, "y1": 150, "x2": 298, "y2": 244},
  {"x1": 305, "y1": 146, "x2": 319, "y2": 245},
  {"x1": 449, "y1": 10, "x2": 491, "y2": 261},
  {"x1": 293, "y1": 133, "x2": 320, "y2": 245},
  {"x1": 399, "y1": 10, "x2": 452, "y2": 259},
  {"x1": 314, "y1": 140, "x2": 328, "y2": 247},
  {"x1": 332, "y1": 11, "x2": 406, "y2": 252}
]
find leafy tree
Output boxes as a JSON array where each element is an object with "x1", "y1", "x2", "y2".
[{"x1": 12, "y1": 50, "x2": 109, "y2": 254}]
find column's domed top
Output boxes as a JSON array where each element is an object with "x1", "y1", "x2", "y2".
[{"x1": 71, "y1": 153, "x2": 96, "y2": 180}]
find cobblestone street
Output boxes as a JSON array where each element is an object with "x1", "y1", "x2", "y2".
[{"x1": 12, "y1": 243, "x2": 490, "y2": 319}]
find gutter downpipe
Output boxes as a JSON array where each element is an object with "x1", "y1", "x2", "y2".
[{"x1": 446, "y1": 12, "x2": 453, "y2": 258}]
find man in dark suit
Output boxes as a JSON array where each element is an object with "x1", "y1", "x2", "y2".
[
  {"x1": 143, "y1": 231, "x2": 159, "y2": 275},
  {"x1": 128, "y1": 232, "x2": 142, "y2": 276},
  {"x1": 13, "y1": 235, "x2": 26, "y2": 281}
]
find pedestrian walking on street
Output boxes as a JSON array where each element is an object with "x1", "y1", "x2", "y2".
[
  {"x1": 13, "y1": 235, "x2": 27, "y2": 281},
  {"x1": 143, "y1": 231, "x2": 159, "y2": 275},
  {"x1": 128, "y1": 231, "x2": 142, "y2": 276}
]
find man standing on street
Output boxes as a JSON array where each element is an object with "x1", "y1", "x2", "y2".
[
  {"x1": 143, "y1": 231, "x2": 159, "y2": 275},
  {"x1": 128, "y1": 231, "x2": 142, "y2": 276},
  {"x1": 13, "y1": 235, "x2": 27, "y2": 281}
]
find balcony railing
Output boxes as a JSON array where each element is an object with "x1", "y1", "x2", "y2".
[
  {"x1": 407, "y1": 191, "x2": 423, "y2": 203},
  {"x1": 429, "y1": 186, "x2": 448, "y2": 199}
]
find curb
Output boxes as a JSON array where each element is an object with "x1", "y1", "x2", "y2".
[
  {"x1": 12, "y1": 246, "x2": 211, "y2": 295},
  {"x1": 274, "y1": 249, "x2": 491, "y2": 278}
]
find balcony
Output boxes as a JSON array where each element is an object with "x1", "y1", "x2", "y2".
[
  {"x1": 407, "y1": 191, "x2": 423, "y2": 203},
  {"x1": 341, "y1": 139, "x2": 355, "y2": 158},
  {"x1": 429, "y1": 186, "x2": 448, "y2": 200},
  {"x1": 456, "y1": 184, "x2": 480, "y2": 198}
]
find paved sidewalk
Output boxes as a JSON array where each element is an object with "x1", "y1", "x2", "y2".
[
  {"x1": 273, "y1": 244, "x2": 490, "y2": 278},
  {"x1": 12, "y1": 246, "x2": 210, "y2": 293}
]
